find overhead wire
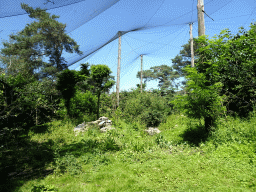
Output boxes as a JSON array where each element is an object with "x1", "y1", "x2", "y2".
[
  {"x1": 205, "y1": 14, "x2": 254, "y2": 23},
  {"x1": 103, "y1": 40, "x2": 115, "y2": 64},
  {"x1": 120, "y1": 25, "x2": 188, "y2": 80},
  {"x1": 125, "y1": 34, "x2": 168, "y2": 45},
  {"x1": 1, "y1": 0, "x2": 254, "y2": 85},
  {"x1": 204, "y1": 0, "x2": 234, "y2": 18},
  {"x1": 146, "y1": 25, "x2": 188, "y2": 57},
  {"x1": 141, "y1": 0, "x2": 166, "y2": 28},
  {"x1": 118, "y1": 26, "x2": 185, "y2": 74},
  {"x1": 123, "y1": 36, "x2": 140, "y2": 56}
]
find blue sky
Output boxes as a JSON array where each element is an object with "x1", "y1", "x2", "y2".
[{"x1": 0, "y1": 0, "x2": 255, "y2": 92}]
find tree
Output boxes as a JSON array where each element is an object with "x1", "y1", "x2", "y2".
[
  {"x1": 171, "y1": 38, "x2": 200, "y2": 88},
  {"x1": 1, "y1": 3, "x2": 82, "y2": 80},
  {"x1": 90, "y1": 65, "x2": 115, "y2": 119},
  {"x1": 56, "y1": 69, "x2": 81, "y2": 117},
  {"x1": 136, "y1": 83, "x2": 146, "y2": 90},
  {"x1": 136, "y1": 65, "x2": 179, "y2": 95},
  {"x1": 172, "y1": 22, "x2": 256, "y2": 132},
  {"x1": 171, "y1": 38, "x2": 200, "y2": 76},
  {"x1": 76, "y1": 63, "x2": 91, "y2": 93},
  {"x1": 0, "y1": 3, "x2": 82, "y2": 129}
]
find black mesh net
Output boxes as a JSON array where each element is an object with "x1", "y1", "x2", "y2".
[{"x1": 0, "y1": 0, "x2": 255, "y2": 85}]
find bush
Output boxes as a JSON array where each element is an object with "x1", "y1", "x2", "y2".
[
  {"x1": 56, "y1": 90, "x2": 97, "y2": 119},
  {"x1": 120, "y1": 90, "x2": 171, "y2": 127},
  {"x1": 53, "y1": 152, "x2": 82, "y2": 176},
  {"x1": 31, "y1": 184, "x2": 58, "y2": 192}
]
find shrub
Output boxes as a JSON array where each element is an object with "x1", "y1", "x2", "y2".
[
  {"x1": 53, "y1": 152, "x2": 82, "y2": 176},
  {"x1": 31, "y1": 184, "x2": 58, "y2": 192},
  {"x1": 120, "y1": 90, "x2": 170, "y2": 127},
  {"x1": 56, "y1": 90, "x2": 97, "y2": 119}
]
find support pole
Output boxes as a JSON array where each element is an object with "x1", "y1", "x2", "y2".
[
  {"x1": 189, "y1": 23, "x2": 194, "y2": 67},
  {"x1": 116, "y1": 31, "x2": 121, "y2": 107},
  {"x1": 140, "y1": 55, "x2": 143, "y2": 93},
  {"x1": 197, "y1": 0, "x2": 205, "y2": 36}
]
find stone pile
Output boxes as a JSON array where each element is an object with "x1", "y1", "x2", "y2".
[
  {"x1": 74, "y1": 116, "x2": 115, "y2": 135},
  {"x1": 144, "y1": 127, "x2": 161, "y2": 135}
]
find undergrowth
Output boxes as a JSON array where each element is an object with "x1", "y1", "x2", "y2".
[{"x1": 1, "y1": 113, "x2": 256, "y2": 191}]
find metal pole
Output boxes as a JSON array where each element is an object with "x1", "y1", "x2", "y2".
[
  {"x1": 197, "y1": 0, "x2": 205, "y2": 36},
  {"x1": 140, "y1": 55, "x2": 143, "y2": 93},
  {"x1": 189, "y1": 23, "x2": 194, "y2": 67},
  {"x1": 116, "y1": 31, "x2": 121, "y2": 107}
]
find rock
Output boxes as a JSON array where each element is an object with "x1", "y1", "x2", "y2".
[
  {"x1": 105, "y1": 120, "x2": 112, "y2": 126},
  {"x1": 98, "y1": 121, "x2": 106, "y2": 128},
  {"x1": 99, "y1": 116, "x2": 108, "y2": 121},
  {"x1": 95, "y1": 120, "x2": 102, "y2": 124},
  {"x1": 145, "y1": 127, "x2": 161, "y2": 135},
  {"x1": 74, "y1": 116, "x2": 113, "y2": 134}
]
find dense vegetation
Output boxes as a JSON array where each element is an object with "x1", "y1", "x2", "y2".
[{"x1": 1, "y1": 4, "x2": 256, "y2": 192}]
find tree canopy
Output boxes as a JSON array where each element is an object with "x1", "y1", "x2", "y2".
[
  {"x1": 1, "y1": 3, "x2": 82, "y2": 80},
  {"x1": 173, "y1": 22, "x2": 256, "y2": 132},
  {"x1": 136, "y1": 65, "x2": 180, "y2": 93},
  {"x1": 90, "y1": 64, "x2": 115, "y2": 119},
  {"x1": 0, "y1": 3, "x2": 82, "y2": 129}
]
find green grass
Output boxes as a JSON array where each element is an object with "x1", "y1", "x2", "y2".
[{"x1": 1, "y1": 113, "x2": 256, "y2": 191}]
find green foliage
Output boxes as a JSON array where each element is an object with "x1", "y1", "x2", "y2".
[
  {"x1": 137, "y1": 65, "x2": 180, "y2": 91},
  {"x1": 53, "y1": 152, "x2": 82, "y2": 176},
  {"x1": 172, "y1": 63, "x2": 227, "y2": 131},
  {"x1": 69, "y1": 90, "x2": 97, "y2": 118},
  {"x1": 0, "y1": 3, "x2": 82, "y2": 131},
  {"x1": 56, "y1": 69, "x2": 81, "y2": 117},
  {"x1": 102, "y1": 133, "x2": 120, "y2": 151},
  {"x1": 120, "y1": 90, "x2": 171, "y2": 127},
  {"x1": 155, "y1": 134, "x2": 171, "y2": 149},
  {"x1": 1, "y1": 3, "x2": 82, "y2": 80},
  {"x1": 90, "y1": 64, "x2": 115, "y2": 119},
  {"x1": 194, "y1": 24, "x2": 256, "y2": 117},
  {"x1": 136, "y1": 83, "x2": 146, "y2": 90},
  {"x1": 173, "y1": 23, "x2": 256, "y2": 131},
  {"x1": 171, "y1": 38, "x2": 200, "y2": 77},
  {"x1": 99, "y1": 93, "x2": 116, "y2": 118},
  {"x1": 8, "y1": 113, "x2": 256, "y2": 191},
  {"x1": 31, "y1": 184, "x2": 58, "y2": 192},
  {"x1": 56, "y1": 90, "x2": 97, "y2": 120}
]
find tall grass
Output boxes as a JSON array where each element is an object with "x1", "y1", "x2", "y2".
[{"x1": 2, "y1": 112, "x2": 256, "y2": 191}]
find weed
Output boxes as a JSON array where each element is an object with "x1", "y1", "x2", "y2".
[
  {"x1": 103, "y1": 135, "x2": 120, "y2": 151},
  {"x1": 155, "y1": 134, "x2": 170, "y2": 149},
  {"x1": 53, "y1": 152, "x2": 82, "y2": 176},
  {"x1": 8, "y1": 113, "x2": 256, "y2": 191},
  {"x1": 30, "y1": 184, "x2": 58, "y2": 192}
]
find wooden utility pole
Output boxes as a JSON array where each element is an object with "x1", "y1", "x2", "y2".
[
  {"x1": 116, "y1": 31, "x2": 121, "y2": 107},
  {"x1": 197, "y1": 0, "x2": 205, "y2": 36},
  {"x1": 189, "y1": 23, "x2": 194, "y2": 67},
  {"x1": 140, "y1": 55, "x2": 143, "y2": 93}
]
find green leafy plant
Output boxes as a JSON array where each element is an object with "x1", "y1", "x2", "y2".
[
  {"x1": 53, "y1": 152, "x2": 82, "y2": 176},
  {"x1": 103, "y1": 134, "x2": 120, "y2": 151},
  {"x1": 31, "y1": 184, "x2": 58, "y2": 192},
  {"x1": 121, "y1": 90, "x2": 170, "y2": 127},
  {"x1": 155, "y1": 134, "x2": 170, "y2": 149},
  {"x1": 90, "y1": 64, "x2": 115, "y2": 119}
]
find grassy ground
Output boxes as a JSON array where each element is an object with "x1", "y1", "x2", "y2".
[{"x1": 1, "y1": 113, "x2": 256, "y2": 191}]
